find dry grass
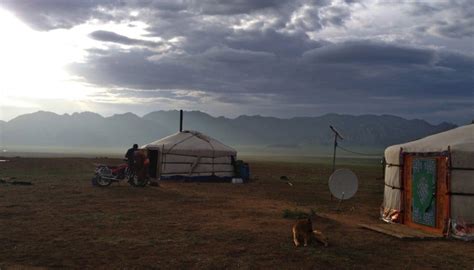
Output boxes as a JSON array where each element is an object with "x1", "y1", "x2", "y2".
[{"x1": 0, "y1": 157, "x2": 472, "y2": 269}]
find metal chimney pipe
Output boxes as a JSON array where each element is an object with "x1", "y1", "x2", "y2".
[{"x1": 179, "y1": 110, "x2": 183, "y2": 132}]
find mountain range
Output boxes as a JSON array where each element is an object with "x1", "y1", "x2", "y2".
[{"x1": 0, "y1": 110, "x2": 456, "y2": 156}]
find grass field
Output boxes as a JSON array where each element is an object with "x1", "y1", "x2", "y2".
[{"x1": 0, "y1": 157, "x2": 473, "y2": 269}]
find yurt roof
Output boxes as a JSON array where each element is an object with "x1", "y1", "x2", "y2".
[
  {"x1": 385, "y1": 124, "x2": 474, "y2": 162},
  {"x1": 143, "y1": 130, "x2": 237, "y2": 157}
]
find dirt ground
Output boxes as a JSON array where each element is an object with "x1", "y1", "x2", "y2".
[{"x1": 0, "y1": 157, "x2": 473, "y2": 269}]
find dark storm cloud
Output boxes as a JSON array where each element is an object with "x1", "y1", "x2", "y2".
[
  {"x1": 0, "y1": 0, "x2": 351, "y2": 34},
  {"x1": 342, "y1": 0, "x2": 360, "y2": 4},
  {"x1": 2, "y1": 0, "x2": 473, "y2": 124},
  {"x1": 225, "y1": 29, "x2": 325, "y2": 57},
  {"x1": 69, "y1": 41, "x2": 473, "y2": 104},
  {"x1": 303, "y1": 41, "x2": 436, "y2": 65},
  {"x1": 69, "y1": 49, "x2": 197, "y2": 90},
  {"x1": 0, "y1": 0, "x2": 289, "y2": 30},
  {"x1": 89, "y1": 30, "x2": 162, "y2": 47},
  {"x1": 436, "y1": 51, "x2": 474, "y2": 71},
  {"x1": 201, "y1": 46, "x2": 276, "y2": 63},
  {"x1": 189, "y1": 0, "x2": 287, "y2": 15}
]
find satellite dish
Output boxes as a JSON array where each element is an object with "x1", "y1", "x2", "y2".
[{"x1": 329, "y1": 168, "x2": 358, "y2": 200}]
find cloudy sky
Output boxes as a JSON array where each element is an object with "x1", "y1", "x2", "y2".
[{"x1": 0, "y1": 0, "x2": 472, "y2": 124}]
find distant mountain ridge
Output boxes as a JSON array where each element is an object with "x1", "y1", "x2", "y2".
[{"x1": 0, "y1": 110, "x2": 456, "y2": 154}]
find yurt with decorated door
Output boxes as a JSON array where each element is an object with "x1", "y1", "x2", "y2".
[{"x1": 381, "y1": 124, "x2": 474, "y2": 239}]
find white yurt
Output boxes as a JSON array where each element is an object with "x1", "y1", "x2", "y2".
[
  {"x1": 142, "y1": 130, "x2": 237, "y2": 181},
  {"x1": 381, "y1": 124, "x2": 473, "y2": 239}
]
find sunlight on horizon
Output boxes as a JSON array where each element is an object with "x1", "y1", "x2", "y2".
[
  {"x1": 0, "y1": 9, "x2": 91, "y2": 102},
  {"x1": 0, "y1": 8, "x2": 154, "y2": 111}
]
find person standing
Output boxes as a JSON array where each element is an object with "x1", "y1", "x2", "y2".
[{"x1": 125, "y1": 144, "x2": 138, "y2": 172}]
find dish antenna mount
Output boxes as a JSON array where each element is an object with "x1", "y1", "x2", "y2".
[
  {"x1": 330, "y1": 125, "x2": 344, "y2": 173},
  {"x1": 328, "y1": 168, "x2": 358, "y2": 210}
]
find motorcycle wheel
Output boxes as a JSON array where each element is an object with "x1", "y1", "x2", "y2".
[
  {"x1": 95, "y1": 175, "x2": 112, "y2": 187},
  {"x1": 128, "y1": 173, "x2": 148, "y2": 187}
]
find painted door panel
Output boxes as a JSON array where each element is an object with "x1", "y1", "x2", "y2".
[
  {"x1": 412, "y1": 158, "x2": 436, "y2": 227},
  {"x1": 403, "y1": 155, "x2": 449, "y2": 235}
]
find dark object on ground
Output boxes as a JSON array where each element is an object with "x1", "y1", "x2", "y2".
[
  {"x1": 11, "y1": 181, "x2": 33, "y2": 185},
  {"x1": 234, "y1": 160, "x2": 250, "y2": 181},
  {"x1": 0, "y1": 177, "x2": 32, "y2": 185},
  {"x1": 280, "y1": 176, "x2": 293, "y2": 186}
]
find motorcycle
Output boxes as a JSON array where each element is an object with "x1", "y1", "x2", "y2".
[{"x1": 92, "y1": 160, "x2": 149, "y2": 187}]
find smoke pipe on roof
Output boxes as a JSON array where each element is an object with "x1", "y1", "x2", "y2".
[{"x1": 179, "y1": 110, "x2": 183, "y2": 132}]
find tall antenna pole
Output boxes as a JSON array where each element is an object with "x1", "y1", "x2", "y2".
[
  {"x1": 179, "y1": 110, "x2": 183, "y2": 132},
  {"x1": 332, "y1": 133, "x2": 337, "y2": 172},
  {"x1": 330, "y1": 125, "x2": 344, "y2": 173}
]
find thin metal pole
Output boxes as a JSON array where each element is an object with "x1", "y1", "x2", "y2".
[
  {"x1": 336, "y1": 192, "x2": 345, "y2": 211},
  {"x1": 179, "y1": 110, "x2": 183, "y2": 132},
  {"x1": 330, "y1": 134, "x2": 337, "y2": 201},
  {"x1": 332, "y1": 134, "x2": 337, "y2": 173}
]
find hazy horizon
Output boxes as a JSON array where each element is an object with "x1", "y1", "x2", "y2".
[
  {"x1": 0, "y1": 110, "x2": 456, "y2": 159},
  {"x1": 0, "y1": 109, "x2": 467, "y2": 126}
]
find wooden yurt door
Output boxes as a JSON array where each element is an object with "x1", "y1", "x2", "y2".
[
  {"x1": 148, "y1": 150, "x2": 159, "y2": 179},
  {"x1": 403, "y1": 155, "x2": 449, "y2": 234}
]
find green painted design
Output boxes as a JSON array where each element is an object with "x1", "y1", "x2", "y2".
[{"x1": 412, "y1": 158, "x2": 436, "y2": 227}]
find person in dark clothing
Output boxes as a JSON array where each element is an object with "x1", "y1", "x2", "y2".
[{"x1": 125, "y1": 144, "x2": 139, "y2": 172}]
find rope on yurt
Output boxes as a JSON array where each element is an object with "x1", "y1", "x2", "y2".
[
  {"x1": 448, "y1": 192, "x2": 474, "y2": 196},
  {"x1": 167, "y1": 132, "x2": 196, "y2": 153},
  {"x1": 385, "y1": 163, "x2": 402, "y2": 167},
  {"x1": 384, "y1": 183, "x2": 403, "y2": 190},
  {"x1": 449, "y1": 167, "x2": 474, "y2": 171}
]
